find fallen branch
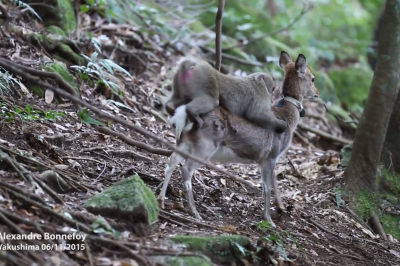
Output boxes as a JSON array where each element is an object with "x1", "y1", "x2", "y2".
[
  {"x1": 297, "y1": 122, "x2": 352, "y2": 145},
  {"x1": 94, "y1": 125, "x2": 172, "y2": 157}
]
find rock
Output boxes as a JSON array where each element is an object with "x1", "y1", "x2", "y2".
[
  {"x1": 170, "y1": 235, "x2": 252, "y2": 264},
  {"x1": 84, "y1": 175, "x2": 159, "y2": 236}
]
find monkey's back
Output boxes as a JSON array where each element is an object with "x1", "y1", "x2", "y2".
[{"x1": 217, "y1": 74, "x2": 269, "y2": 117}]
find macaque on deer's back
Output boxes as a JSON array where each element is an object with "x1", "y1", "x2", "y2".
[{"x1": 165, "y1": 57, "x2": 287, "y2": 134}]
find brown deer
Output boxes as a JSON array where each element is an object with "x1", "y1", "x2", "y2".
[{"x1": 158, "y1": 51, "x2": 319, "y2": 227}]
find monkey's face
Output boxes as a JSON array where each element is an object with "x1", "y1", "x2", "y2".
[{"x1": 250, "y1": 72, "x2": 276, "y2": 103}]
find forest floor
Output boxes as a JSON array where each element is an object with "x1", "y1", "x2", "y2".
[{"x1": 0, "y1": 3, "x2": 400, "y2": 266}]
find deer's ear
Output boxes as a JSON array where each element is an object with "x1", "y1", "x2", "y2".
[
  {"x1": 279, "y1": 51, "x2": 292, "y2": 69},
  {"x1": 295, "y1": 54, "x2": 307, "y2": 75}
]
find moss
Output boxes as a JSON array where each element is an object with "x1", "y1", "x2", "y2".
[
  {"x1": 378, "y1": 169, "x2": 400, "y2": 205},
  {"x1": 58, "y1": 44, "x2": 86, "y2": 66},
  {"x1": 170, "y1": 235, "x2": 251, "y2": 264},
  {"x1": 328, "y1": 65, "x2": 373, "y2": 110},
  {"x1": 28, "y1": 85, "x2": 45, "y2": 98},
  {"x1": 46, "y1": 26, "x2": 67, "y2": 37},
  {"x1": 84, "y1": 175, "x2": 159, "y2": 225},
  {"x1": 381, "y1": 214, "x2": 400, "y2": 241},
  {"x1": 43, "y1": 62, "x2": 80, "y2": 97},
  {"x1": 56, "y1": 0, "x2": 76, "y2": 33},
  {"x1": 354, "y1": 190, "x2": 380, "y2": 219},
  {"x1": 24, "y1": 0, "x2": 76, "y2": 34}
]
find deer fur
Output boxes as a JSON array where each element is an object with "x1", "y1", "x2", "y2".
[{"x1": 158, "y1": 51, "x2": 319, "y2": 227}]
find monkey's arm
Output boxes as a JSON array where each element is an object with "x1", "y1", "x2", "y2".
[{"x1": 245, "y1": 108, "x2": 287, "y2": 133}]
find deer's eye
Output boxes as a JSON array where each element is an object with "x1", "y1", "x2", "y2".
[{"x1": 312, "y1": 78, "x2": 315, "y2": 82}]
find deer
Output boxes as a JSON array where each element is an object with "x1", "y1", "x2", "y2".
[{"x1": 158, "y1": 51, "x2": 319, "y2": 227}]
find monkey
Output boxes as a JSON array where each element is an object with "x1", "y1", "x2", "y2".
[
  {"x1": 165, "y1": 0, "x2": 286, "y2": 133},
  {"x1": 165, "y1": 58, "x2": 287, "y2": 133}
]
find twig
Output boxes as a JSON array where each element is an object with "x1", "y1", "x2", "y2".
[
  {"x1": 308, "y1": 218, "x2": 336, "y2": 235},
  {"x1": 87, "y1": 235, "x2": 151, "y2": 266},
  {"x1": 0, "y1": 150, "x2": 36, "y2": 189},
  {"x1": 0, "y1": 179, "x2": 46, "y2": 205},
  {"x1": 5, "y1": 189, "x2": 92, "y2": 233},
  {"x1": 222, "y1": 5, "x2": 313, "y2": 52},
  {"x1": 297, "y1": 122, "x2": 351, "y2": 145},
  {"x1": 200, "y1": 45, "x2": 263, "y2": 67},
  {"x1": 159, "y1": 210, "x2": 222, "y2": 231},
  {"x1": 159, "y1": 214, "x2": 189, "y2": 228}
]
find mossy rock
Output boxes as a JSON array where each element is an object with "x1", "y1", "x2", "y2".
[
  {"x1": 339, "y1": 143, "x2": 353, "y2": 167},
  {"x1": 170, "y1": 235, "x2": 252, "y2": 264},
  {"x1": 84, "y1": 175, "x2": 159, "y2": 235},
  {"x1": 25, "y1": 0, "x2": 76, "y2": 34},
  {"x1": 149, "y1": 255, "x2": 212, "y2": 266},
  {"x1": 43, "y1": 62, "x2": 80, "y2": 98},
  {"x1": 328, "y1": 65, "x2": 373, "y2": 110},
  {"x1": 46, "y1": 26, "x2": 67, "y2": 37}
]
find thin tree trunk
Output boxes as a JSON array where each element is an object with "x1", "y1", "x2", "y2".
[
  {"x1": 345, "y1": 0, "x2": 400, "y2": 194},
  {"x1": 381, "y1": 93, "x2": 400, "y2": 174}
]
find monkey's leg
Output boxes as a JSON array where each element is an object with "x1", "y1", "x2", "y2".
[
  {"x1": 166, "y1": 98, "x2": 187, "y2": 116},
  {"x1": 185, "y1": 96, "x2": 219, "y2": 128}
]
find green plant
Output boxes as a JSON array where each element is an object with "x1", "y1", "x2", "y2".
[
  {"x1": 0, "y1": 103, "x2": 65, "y2": 122},
  {"x1": 11, "y1": 0, "x2": 42, "y2": 21},
  {"x1": 0, "y1": 66, "x2": 22, "y2": 95},
  {"x1": 255, "y1": 220, "x2": 273, "y2": 232},
  {"x1": 78, "y1": 109, "x2": 104, "y2": 125},
  {"x1": 334, "y1": 187, "x2": 345, "y2": 208},
  {"x1": 71, "y1": 51, "x2": 132, "y2": 94}
]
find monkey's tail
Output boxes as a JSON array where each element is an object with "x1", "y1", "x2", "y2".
[{"x1": 170, "y1": 105, "x2": 193, "y2": 142}]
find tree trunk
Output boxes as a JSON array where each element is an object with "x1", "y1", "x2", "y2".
[
  {"x1": 381, "y1": 93, "x2": 400, "y2": 174},
  {"x1": 345, "y1": 0, "x2": 400, "y2": 194}
]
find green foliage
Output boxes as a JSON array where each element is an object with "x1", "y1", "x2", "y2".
[
  {"x1": 354, "y1": 190, "x2": 380, "y2": 219},
  {"x1": 71, "y1": 51, "x2": 132, "y2": 94},
  {"x1": 78, "y1": 109, "x2": 105, "y2": 125},
  {"x1": 90, "y1": 216, "x2": 121, "y2": 236},
  {"x1": 11, "y1": 0, "x2": 42, "y2": 21},
  {"x1": 0, "y1": 66, "x2": 22, "y2": 96},
  {"x1": 381, "y1": 214, "x2": 400, "y2": 241},
  {"x1": 334, "y1": 187, "x2": 345, "y2": 208},
  {"x1": 0, "y1": 102, "x2": 65, "y2": 122},
  {"x1": 328, "y1": 65, "x2": 373, "y2": 110},
  {"x1": 255, "y1": 220, "x2": 273, "y2": 231}
]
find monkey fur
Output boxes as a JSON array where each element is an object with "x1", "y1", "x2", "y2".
[{"x1": 165, "y1": 58, "x2": 287, "y2": 133}]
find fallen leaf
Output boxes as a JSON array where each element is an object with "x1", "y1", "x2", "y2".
[
  {"x1": 45, "y1": 89, "x2": 54, "y2": 103},
  {"x1": 54, "y1": 164, "x2": 69, "y2": 170}
]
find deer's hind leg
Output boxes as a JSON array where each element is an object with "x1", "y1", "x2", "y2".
[
  {"x1": 157, "y1": 143, "x2": 188, "y2": 208},
  {"x1": 181, "y1": 138, "x2": 219, "y2": 220}
]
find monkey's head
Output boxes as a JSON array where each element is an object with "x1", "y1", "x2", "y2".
[{"x1": 249, "y1": 72, "x2": 276, "y2": 103}]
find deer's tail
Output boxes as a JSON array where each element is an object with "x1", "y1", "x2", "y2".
[{"x1": 170, "y1": 105, "x2": 193, "y2": 142}]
